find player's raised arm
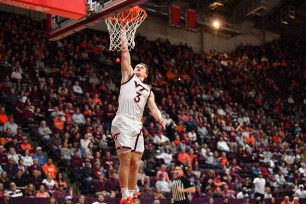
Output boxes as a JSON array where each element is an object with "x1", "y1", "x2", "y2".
[
  {"x1": 147, "y1": 91, "x2": 166, "y2": 129},
  {"x1": 121, "y1": 29, "x2": 134, "y2": 84}
]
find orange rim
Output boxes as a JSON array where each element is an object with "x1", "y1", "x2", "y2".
[{"x1": 106, "y1": 7, "x2": 147, "y2": 23}]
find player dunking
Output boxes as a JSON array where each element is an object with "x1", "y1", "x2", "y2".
[{"x1": 111, "y1": 30, "x2": 166, "y2": 204}]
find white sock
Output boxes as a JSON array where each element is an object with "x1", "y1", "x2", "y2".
[
  {"x1": 121, "y1": 187, "x2": 129, "y2": 200},
  {"x1": 129, "y1": 190, "x2": 135, "y2": 197}
]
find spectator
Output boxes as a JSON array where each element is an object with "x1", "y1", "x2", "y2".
[
  {"x1": 66, "y1": 186, "x2": 76, "y2": 198},
  {"x1": 295, "y1": 185, "x2": 306, "y2": 198},
  {"x1": 70, "y1": 150, "x2": 83, "y2": 176},
  {"x1": 216, "y1": 137, "x2": 230, "y2": 152},
  {"x1": 141, "y1": 184, "x2": 154, "y2": 199},
  {"x1": 52, "y1": 184, "x2": 66, "y2": 199},
  {"x1": 38, "y1": 120, "x2": 53, "y2": 142},
  {"x1": 144, "y1": 156, "x2": 157, "y2": 177},
  {"x1": 92, "y1": 193, "x2": 107, "y2": 204},
  {"x1": 24, "y1": 183, "x2": 36, "y2": 197},
  {"x1": 177, "y1": 148, "x2": 192, "y2": 166},
  {"x1": 42, "y1": 173, "x2": 56, "y2": 193},
  {"x1": 93, "y1": 173, "x2": 108, "y2": 196},
  {"x1": 159, "y1": 147, "x2": 173, "y2": 166},
  {"x1": 2, "y1": 193, "x2": 10, "y2": 204},
  {"x1": 80, "y1": 133, "x2": 92, "y2": 154},
  {"x1": 156, "y1": 164, "x2": 170, "y2": 182},
  {"x1": 60, "y1": 141, "x2": 71, "y2": 163},
  {"x1": 81, "y1": 159, "x2": 94, "y2": 193},
  {"x1": 153, "y1": 130, "x2": 170, "y2": 147},
  {"x1": 187, "y1": 129, "x2": 197, "y2": 143},
  {"x1": 32, "y1": 147, "x2": 46, "y2": 166},
  {"x1": 152, "y1": 200, "x2": 160, "y2": 204},
  {"x1": 212, "y1": 187, "x2": 223, "y2": 198},
  {"x1": 264, "y1": 187, "x2": 273, "y2": 199},
  {"x1": 72, "y1": 108, "x2": 86, "y2": 125},
  {"x1": 20, "y1": 137, "x2": 34, "y2": 153},
  {"x1": 155, "y1": 174, "x2": 171, "y2": 195},
  {"x1": 7, "y1": 148, "x2": 19, "y2": 163},
  {"x1": 4, "y1": 158, "x2": 18, "y2": 180},
  {"x1": 197, "y1": 123, "x2": 209, "y2": 144},
  {"x1": 105, "y1": 172, "x2": 120, "y2": 198},
  {"x1": 275, "y1": 170, "x2": 287, "y2": 189},
  {"x1": 153, "y1": 188, "x2": 166, "y2": 200},
  {"x1": 0, "y1": 182, "x2": 4, "y2": 198},
  {"x1": 5, "y1": 182, "x2": 23, "y2": 197},
  {"x1": 48, "y1": 196, "x2": 59, "y2": 204},
  {"x1": 3, "y1": 116, "x2": 18, "y2": 136},
  {"x1": 73, "y1": 81, "x2": 83, "y2": 95},
  {"x1": 12, "y1": 169, "x2": 27, "y2": 191},
  {"x1": 0, "y1": 172, "x2": 10, "y2": 190},
  {"x1": 253, "y1": 172, "x2": 266, "y2": 202},
  {"x1": 53, "y1": 114, "x2": 65, "y2": 132},
  {"x1": 0, "y1": 108, "x2": 8, "y2": 127},
  {"x1": 54, "y1": 172, "x2": 67, "y2": 189},
  {"x1": 137, "y1": 167, "x2": 150, "y2": 187},
  {"x1": 0, "y1": 146, "x2": 8, "y2": 167},
  {"x1": 28, "y1": 158, "x2": 44, "y2": 177},
  {"x1": 64, "y1": 195, "x2": 73, "y2": 204},
  {"x1": 28, "y1": 169, "x2": 42, "y2": 190},
  {"x1": 21, "y1": 149, "x2": 33, "y2": 167},
  {"x1": 280, "y1": 196, "x2": 291, "y2": 204},
  {"x1": 76, "y1": 195, "x2": 86, "y2": 204},
  {"x1": 290, "y1": 197, "x2": 300, "y2": 204},
  {"x1": 236, "y1": 187, "x2": 249, "y2": 199},
  {"x1": 50, "y1": 132, "x2": 63, "y2": 152},
  {"x1": 42, "y1": 158, "x2": 57, "y2": 180},
  {"x1": 213, "y1": 175, "x2": 226, "y2": 191},
  {"x1": 102, "y1": 104, "x2": 115, "y2": 131}
]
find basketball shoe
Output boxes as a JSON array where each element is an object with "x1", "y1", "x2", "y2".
[{"x1": 120, "y1": 196, "x2": 136, "y2": 204}]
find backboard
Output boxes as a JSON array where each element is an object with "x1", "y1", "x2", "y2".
[
  {"x1": 48, "y1": 0, "x2": 147, "y2": 41},
  {"x1": 0, "y1": 0, "x2": 86, "y2": 19}
]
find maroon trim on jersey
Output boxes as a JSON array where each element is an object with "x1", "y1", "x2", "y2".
[
  {"x1": 121, "y1": 74, "x2": 135, "y2": 85},
  {"x1": 132, "y1": 130, "x2": 142, "y2": 152},
  {"x1": 117, "y1": 146, "x2": 132, "y2": 150}
]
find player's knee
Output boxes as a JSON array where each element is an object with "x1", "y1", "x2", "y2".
[
  {"x1": 119, "y1": 151, "x2": 131, "y2": 167},
  {"x1": 130, "y1": 158, "x2": 140, "y2": 169},
  {"x1": 120, "y1": 157, "x2": 131, "y2": 167}
]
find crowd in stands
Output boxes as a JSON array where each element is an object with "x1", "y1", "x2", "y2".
[{"x1": 0, "y1": 11, "x2": 305, "y2": 204}]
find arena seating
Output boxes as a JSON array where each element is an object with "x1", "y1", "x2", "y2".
[{"x1": 0, "y1": 11, "x2": 305, "y2": 204}]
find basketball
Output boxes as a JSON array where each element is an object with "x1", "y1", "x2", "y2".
[{"x1": 119, "y1": 6, "x2": 140, "y2": 22}]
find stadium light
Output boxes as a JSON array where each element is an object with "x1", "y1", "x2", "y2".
[{"x1": 212, "y1": 19, "x2": 220, "y2": 29}]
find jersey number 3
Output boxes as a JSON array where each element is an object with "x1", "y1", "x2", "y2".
[{"x1": 134, "y1": 81, "x2": 148, "y2": 103}]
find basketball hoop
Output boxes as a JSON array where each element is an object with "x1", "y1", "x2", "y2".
[{"x1": 105, "y1": 6, "x2": 147, "y2": 52}]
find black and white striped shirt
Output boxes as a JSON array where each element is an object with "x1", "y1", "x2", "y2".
[
  {"x1": 171, "y1": 176, "x2": 193, "y2": 203},
  {"x1": 5, "y1": 189, "x2": 23, "y2": 197}
]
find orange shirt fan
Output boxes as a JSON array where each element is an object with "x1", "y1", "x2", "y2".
[{"x1": 105, "y1": 6, "x2": 147, "y2": 52}]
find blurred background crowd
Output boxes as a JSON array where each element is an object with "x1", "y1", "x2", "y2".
[{"x1": 0, "y1": 11, "x2": 305, "y2": 204}]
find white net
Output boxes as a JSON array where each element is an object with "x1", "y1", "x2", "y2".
[{"x1": 105, "y1": 7, "x2": 147, "y2": 52}]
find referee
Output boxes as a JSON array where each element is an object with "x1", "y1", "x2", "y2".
[{"x1": 170, "y1": 165, "x2": 196, "y2": 204}]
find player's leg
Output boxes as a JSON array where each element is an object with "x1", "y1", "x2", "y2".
[
  {"x1": 128, "y1": 151, "x2": 142, "y2": 196},
  {"x1": 128, "y1": 128, "x2": 145, "y2": 198},
  {"x1": 111, "y1": 123, "x2": 134, "y2": 203},
  {"x1": 118, "y1": 149, "x2": 132, "y2": 201}
]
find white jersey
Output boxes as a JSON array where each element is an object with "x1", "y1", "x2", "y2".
[{"x1": 116, "y1": 74, "x2": 151, "y2": 121}]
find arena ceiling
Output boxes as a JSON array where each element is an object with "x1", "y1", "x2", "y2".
[{"x1": 142, "y1": 0, "x2": 306, "y2": 36}]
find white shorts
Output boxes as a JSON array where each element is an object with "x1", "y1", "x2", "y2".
[{"x1": 111, "y1": 115, "x2": 144, "y2": 153}]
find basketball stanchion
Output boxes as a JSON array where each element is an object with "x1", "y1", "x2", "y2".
[{"x1": 105, "y1": 6, "x2": 147, "y2": 52}]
